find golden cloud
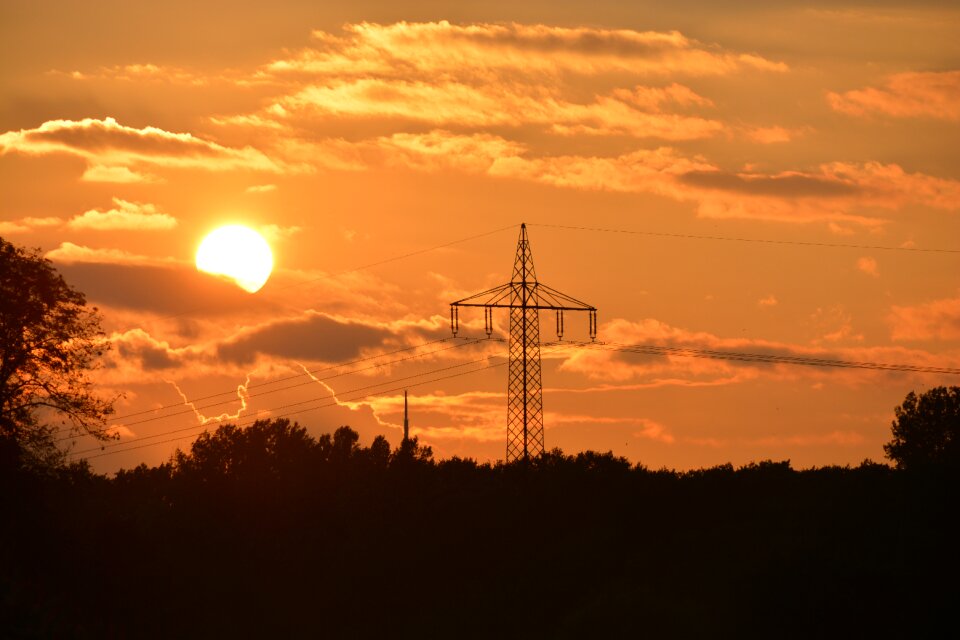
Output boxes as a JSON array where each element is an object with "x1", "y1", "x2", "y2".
[
  {"x1": 0, "y1": 117, "x2": 282, "y2": 180},
  {"x1": 828, "y1": 70, "x2": 960, "y2": 121},
  {"x1": 0, "y1": 216, "x2": 62, "y2": 234},
  {"x1": 81, "y1": 165, "x2": 159, "y2": 184},
  {"x1": 0, "y1": 221, "x2": 29, "y2": 234},
  {"x1": 269, "y1": 22, "x2": 787, "y2": 78},
  {"x1": 335, "y1": 131, "x2": 960, "y2": 225},
  {"x1": 268, "y1": 78, "x2": 724, "y2": 140},
  {"x1": 45, "y1": 242, "x2": 172, "y2": 266},
  {"x1": 68, "y1": 198, "x2": 178, "y2": 231},
  {"x1": 218, "y1": 22, "x2": 785, "y2": 142},
  {"x1": 64, "y1": 63, "x2": 209, "y2": 86}
]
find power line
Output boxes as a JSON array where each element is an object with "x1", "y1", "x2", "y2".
[
  {"x1": 104, "y1": 336, "x2": 468, "y2": 424},
  {"x1": 75, "y1": 358, "x2": 509, "y2": 461},
  {"x1": 69, "y1": 337, "x2": 959, "y2": 463},
  {"x1": 110, "y1": 346, "x2": 494, "y2": 432},
  {"x1": 70, "y1": 352, "x2": 507, "y2": 455},
  {"x1": 529, "y1": 223, "x2": 960, "y2": 254},
  {"x1": 52, "y1": 336, "x2": 473, "y2": 441},
  {"x1": 546, "y1": 340, "x2": 960, "y2": 375}
]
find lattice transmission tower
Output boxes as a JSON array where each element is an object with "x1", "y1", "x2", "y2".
[{"x1": 449, "y1": 224, "x2": 597, "y2": 462}]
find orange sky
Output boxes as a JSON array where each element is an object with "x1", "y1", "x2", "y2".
[{"x1": 2, "y1": 1, "x2": 959, "y2": 472}]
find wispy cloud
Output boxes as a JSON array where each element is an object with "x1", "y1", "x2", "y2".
[
  {"x1": 0, "y1": 216, "x2": 61, "y2": 233},
  {"x1": 744, "y1": 125, "x2": 803, "y2": 144},
  {"x1": 313, "y1": 131, "x2": 960, "y2": 225},
  {"x1": 828, "y1": 70, "x2": 960, "y2": 121},
  {"x1": 68, "y1": 198, "x2": 177, "y2": 231},
  {"x1": 269, "y1": 78, "x2": 724, "y2": 140},
  {"x1": 856, "y1": 256, "x2": 879, "y2": 277},
  {"x1": 63, "y1": 63, "x2": 209, "y2": 86},
  {"x1": 81, "y1": 165, "x2": 159, "y2": 184},
  {"x1": 0, "y1": 117, "x2": 283, "y2": 180},
  {"x1": 267, "y1": 22, "x2": 788, "y2": 79},
  {"x1": 889, "y1": 293, "x2": 960, "y2": 341},
  {"x1": 219, "y1": 22, "x2": 783, "y2": 142},
  {"x1": 45, "y1": 242, "x2": 174, "y2": 266}
]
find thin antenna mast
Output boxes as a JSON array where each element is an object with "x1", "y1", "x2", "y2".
[{"x1": 403, "y1": 389, "x2": 409, "y2": 444}]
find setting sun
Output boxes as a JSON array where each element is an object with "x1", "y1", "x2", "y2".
[{"x1": 195, "y1": 225, "x2": 273, "y2": 293}]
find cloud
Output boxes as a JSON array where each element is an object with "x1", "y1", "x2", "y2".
[
  {"x1": 22, "y1": 216, "x2": 61, "y2": 228},
  {"x1": 0, "y1": 221, "x2": 28, "y2": 234},
  {"x1": 856, "y1": 256, "x2": 879, "y2": 277},
  {"x1": 52, "y1": 258, "x2": 289, "y2": 317},
  {"x1": 81, "y1": 165, "x2": 159, "y2": 183},
  {"x1": 680, "y1": 170, "x2": 859, "y2": 198},
  {"x1": 810, "y1": 306, "x2": 864, "y2": 344},
  {"x1": 488, "y1": 144, "x2": 714, "y2": 197},
  {"x1": 376, "y1": 130, "x2": 527, "y2": 173},
  {"x1": 0, "y1": 216, "x2": 62, "y2": 234},
  {"x1": 63, "y1": 63, "x2": 208, "y2": 86},
  {"x1": 268, "y1": 78, "x2": 724, "y2": 140},
  {"x1": 105, "y1": 312, "x2": 436, "y2": 376},
  {"x1": 558, "y1": 317, "x2": 948, "y2": 385},
  {"x1": 745, "y1": 125, "x2": 800, "y2": 144},
  {"x1": 245, "y1": 183, "x2": 277, "y2": 193},
  {"x1": 199, "y1": 21, "x2": 955, "y2": 227},
  {"x1": 341, "y1": 131, "x2": 960, "y2": 225},
  {"x1": 889, "y1": 293, "x2": 960, "y2": 341},
  {"x1": 268, "y1": 22, "x2": 787, "y2": 79},
  {"x1": 747, "y1": 431, "x2": 865, "y2": 447},
  {"x1": 216, "y1": 311, "x2": 394, "y2": 365},
  {"x1": 221, "y1": 22, "x2": 782, "y2": 141},
  {"x1": 45, "y1": 242, "x2": 166, "y2": 266},
  {"x1": 547, "y1": 413, "x2": 676, "y2": 444},
  {"x1": 104, "y1": 424, "x2": 136, "y2": 439},
  {"x1": 828, "y1": 70, "x2": 960, "y2": 121},
  {"x1": 259, "y1": 224, "x2": 301, "y2": 242},
  {"x1": 110, "y1": 328, "x2": 200, "y2": 371},
  {"x1": 758, "y1": 295, "x2": 778, "y2": 307},
  {"x1": 0, "y1": 117, "x2": 283, "y2": 179},
  {"x1": 68, "y1": 198, "x2": 178, "y2": 231}
]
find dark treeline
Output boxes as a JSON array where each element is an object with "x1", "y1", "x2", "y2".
[{"x1": 1, "y1": 419, "x2": 956, "y2": 638}]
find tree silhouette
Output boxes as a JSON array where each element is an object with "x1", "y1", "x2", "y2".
[
  {"x1": 174, "y1": 418, "x2": 318, "y2": 481},
  {"x1": 0, "y1": 237, "x2": 114, "y2": 468},
  {"x1": 884, "y1": 386, "x2": 960, "y2": 470}
]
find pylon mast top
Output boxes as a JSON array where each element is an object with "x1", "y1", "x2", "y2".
[{"x1": 450, "y1": 224, "x2": 596, "y2": 312}]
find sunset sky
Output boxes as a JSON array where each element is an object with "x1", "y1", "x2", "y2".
[{"x1": 2, "y1": 1, "x2": 959, "y2": 472}]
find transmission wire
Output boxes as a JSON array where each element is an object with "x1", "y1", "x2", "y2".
[{"x1": 528, "y1": 222, "x2": 960, "y2": 254}]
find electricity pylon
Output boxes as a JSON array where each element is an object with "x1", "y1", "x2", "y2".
[{"x1": 449, "y1": 223, "x2": 597, "y2": 462}]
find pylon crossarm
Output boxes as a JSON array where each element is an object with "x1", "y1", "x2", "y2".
[
  {"x1": 453, "y1": 281, "x2": 595, "y2": 310},
  {"x1": 454, "y1": 302, "x2": 594, "y2": 311},
  {"x1": 450, "y1": 282, "x2": 515, "y2": 307},
  {"x1": 534, "y1": 282, "x2": 596, "y2": 310}
]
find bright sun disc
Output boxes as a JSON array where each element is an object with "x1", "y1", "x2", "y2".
[{"x1": 195, "y1": 225, "x2": 273, "y2": 293}]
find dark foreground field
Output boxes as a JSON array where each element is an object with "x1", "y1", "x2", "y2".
[{"x1": 2, "y1": 419, "x2": 955, "y2": 638}]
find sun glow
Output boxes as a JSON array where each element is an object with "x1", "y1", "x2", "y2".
[{"x1": 195, "y1": 225, "x2": 273, "y2": 293}]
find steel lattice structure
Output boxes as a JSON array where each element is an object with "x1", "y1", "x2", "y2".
[{"x1": 450, "y1": 224, "x2": 597, "y2": 462}]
